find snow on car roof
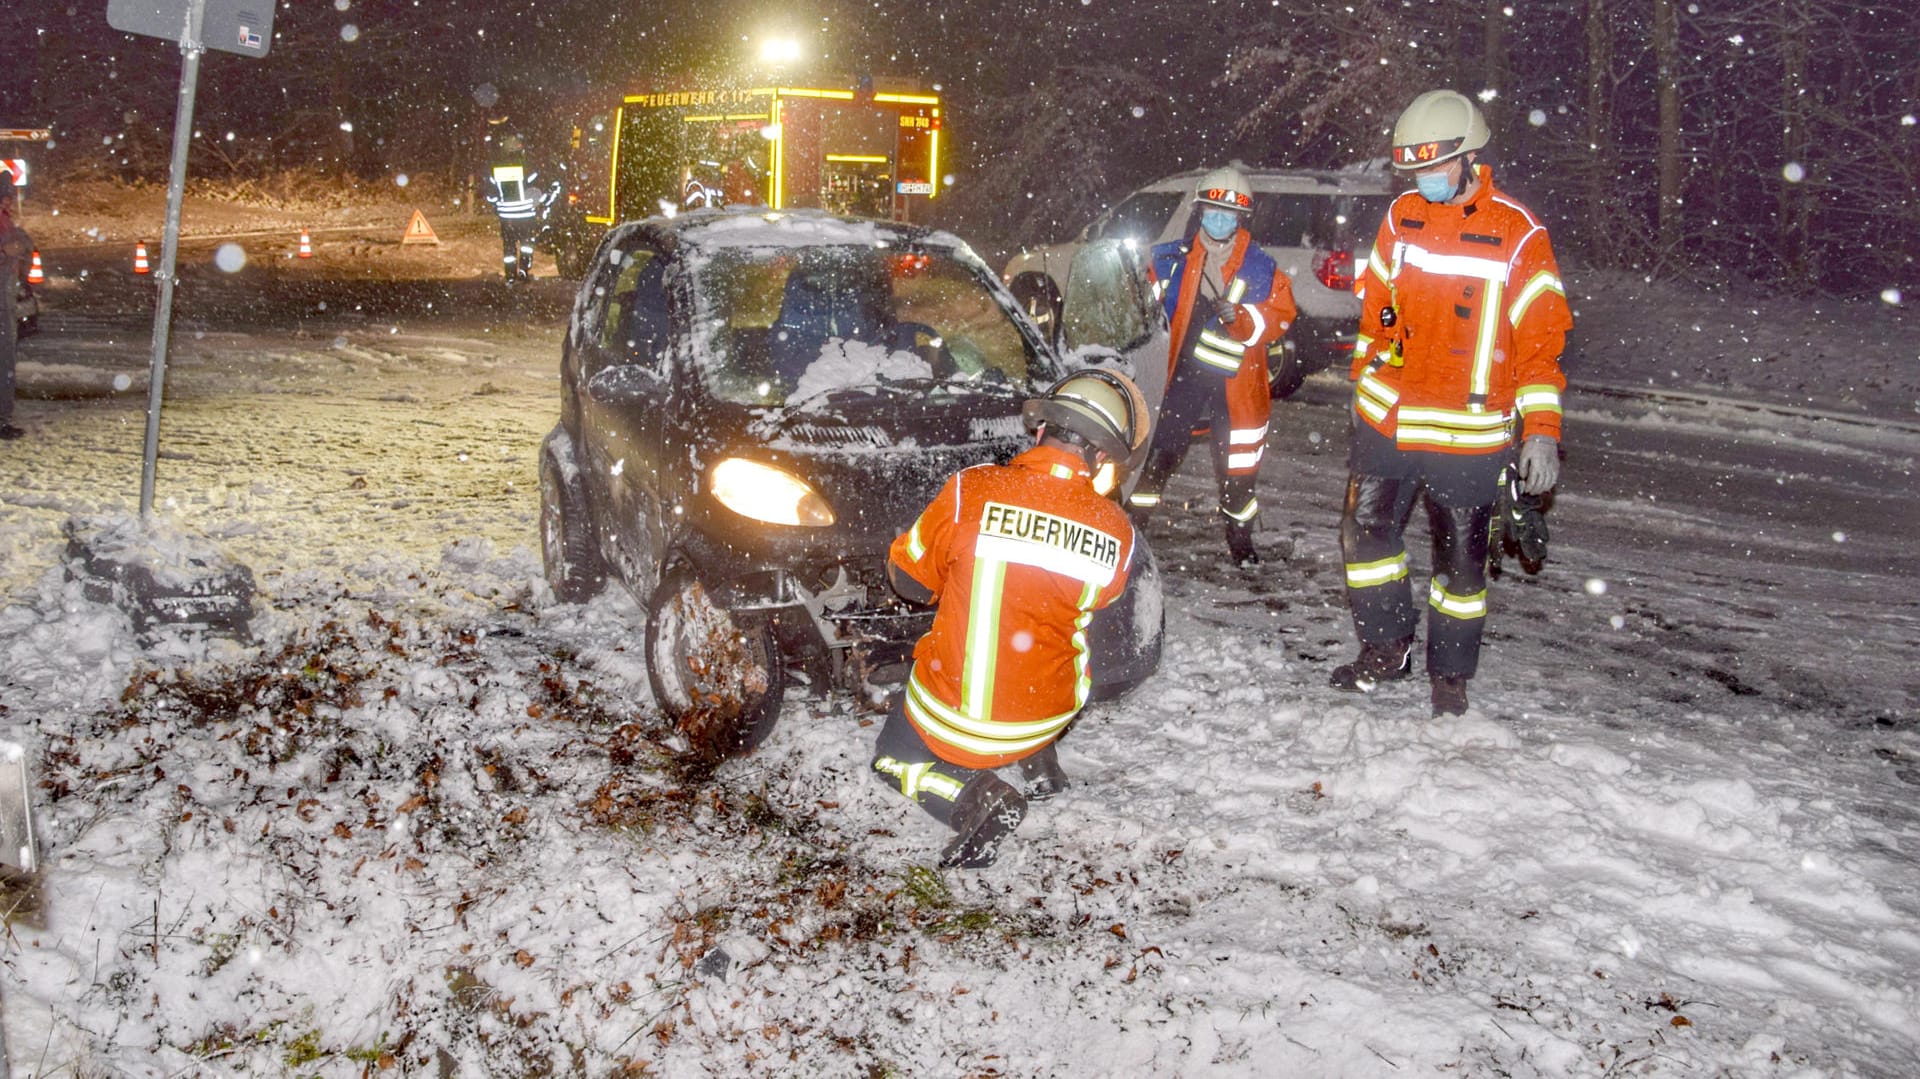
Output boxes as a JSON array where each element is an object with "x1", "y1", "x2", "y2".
[{"x1": 667, "y1": 210, "x2": 971, "y2": 256}]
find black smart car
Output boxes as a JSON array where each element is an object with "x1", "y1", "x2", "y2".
[{"x1": 539, "y1": 210, "x2": 1163, "y2": 759}]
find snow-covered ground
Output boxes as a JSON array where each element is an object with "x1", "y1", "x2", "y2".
[{"x1": 0, "y1": 205, "x2": 1916, "y2": 1077}]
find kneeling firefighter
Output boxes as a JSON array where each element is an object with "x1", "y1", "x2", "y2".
[
  {"x1": 1128, "y1": 164, "x2": 1297, "y2": 566},
  {"x1": 873, "y1": 369, "x2": 1151, "y2": 868}
]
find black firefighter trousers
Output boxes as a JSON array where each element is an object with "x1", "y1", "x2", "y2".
[
  {"x1": 497, "y1": 217, "x2": 538, "y2": 281},
  {"x1": 1134, "y1": 359, "x2": 1256, "y2": 521},
  {"x1": 1339, "y1": 423, "x2": 1503, "y2": 682}
]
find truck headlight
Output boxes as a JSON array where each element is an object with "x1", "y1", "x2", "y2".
[{"x1": 710, "y1": 458, "x2": 836, "y2": 527}]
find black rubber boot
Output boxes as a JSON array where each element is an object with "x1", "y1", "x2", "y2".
[
  {"x1": 1226, "y1": 520, "x2": 1258, "y2": 566},
  {"x1": 1329, "y1": 637, "x2": 1414, "y2": 693},
  {"x1": 1019, "y1": 743, "x2": 1070, "y2": 801},
  {"x1": 938, "y1": 774, "x2": 1027, "y2": 869},
  {"x1": 1431, "y1": 675, "x2": 1470, "y2": 717}
]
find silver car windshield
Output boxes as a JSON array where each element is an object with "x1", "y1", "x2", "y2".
[{"x1": 689, "y1": 244, "x2": 1041, "y2": 407}]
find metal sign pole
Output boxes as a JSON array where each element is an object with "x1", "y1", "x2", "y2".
[{"x1": 137, "y1": 0, "x2": 207, "y2": 517}]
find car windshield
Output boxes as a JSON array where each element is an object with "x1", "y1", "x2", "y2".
[{"x1": 688, "y1": 243, "x2": 1042, "y2": 408}]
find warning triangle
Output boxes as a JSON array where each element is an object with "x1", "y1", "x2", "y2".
[{"x1": 401, "y1": 209, "x2": 440, "y2": 245}]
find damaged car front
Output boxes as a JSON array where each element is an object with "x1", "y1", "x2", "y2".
[{"x1": 540, "y1": 211, "x2": 1162, "y2": 760}]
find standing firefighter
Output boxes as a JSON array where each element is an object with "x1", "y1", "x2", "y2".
[
  {"x1": 485, "y1": 135, "x2": 556, "y2": 283},
  {"x1": 1127, "y1": 165, "x2": 1296, "y2": 566},
  {"x1": 874, "y1": 370, "x2": 1149, "y2": 868},
  {"x1": 1331, "y1": 90, "x2": 1571, "y2": 717}
]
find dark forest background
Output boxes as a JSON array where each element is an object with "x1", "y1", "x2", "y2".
[{"x1": 2, "y1": 0, "x2": 1914, "y2": 296}]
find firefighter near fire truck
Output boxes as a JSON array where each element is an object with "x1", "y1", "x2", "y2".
[
  {"x1": 873, "y1": 370, "x2": 1150, "y2": 869},
  {"x1": 1331, "y1": 89, "x2": 1572, "y2": 718},
  {"x1": 485, "y1": 133, "x2": 559, "y2": 283},
  {"x1": 1127, "y1": 165, "x2": 1297, "y2": 567}
]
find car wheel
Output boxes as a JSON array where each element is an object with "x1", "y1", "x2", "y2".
[
  {"x1": 540, "y1": 450, "x2": 605, "y2": 603},
  {"x1": 1267, "y1": 337, "x2": 1307, "y2": 399},
  {"x1": 645, "y1": 563, "x2": 785, "y2": 762}
]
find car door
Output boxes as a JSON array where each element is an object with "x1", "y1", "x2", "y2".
[
  {"x1": 1058, "y1": 239, "x2": 1169, "y2": 418},
  {"x1": 576, "y1": 240, "x2": 675, "y2": 595}
]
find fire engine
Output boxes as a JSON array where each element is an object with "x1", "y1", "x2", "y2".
[{"x1": 544, "y1": 77, "x2": 943, "y2": 276}]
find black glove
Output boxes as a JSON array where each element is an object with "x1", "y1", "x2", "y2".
[{"x1": 1212, "y1": 299, "x2": 1238, "y2": 326}]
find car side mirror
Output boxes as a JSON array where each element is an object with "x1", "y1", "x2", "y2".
[
  {"x1": 1008, "y1": 271, "x2": 1065, "y2": 350},
  {"x1": 583, "y1": 362, "x2": 662, "y2": 404}
]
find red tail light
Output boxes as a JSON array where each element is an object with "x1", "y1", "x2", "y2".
[{"x1": 1314, "y1": 249, "x2": 1355, "y2": 291}]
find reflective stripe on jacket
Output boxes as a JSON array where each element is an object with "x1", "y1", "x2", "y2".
[
  {"x1": 489, "y1": 165, "x2": 539, "y2": 220},
  {"x1": 1349, "y1": 164, "x2": 1571, "y2": 454},
  {"x1": 887, "y1": 445, "x2": 1136, "y2": 770},
  {"x1": 1150, "y1": 231, "x2": 1297, "y2": 474}
]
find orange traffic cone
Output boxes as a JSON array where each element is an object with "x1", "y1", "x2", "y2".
[
  {"x1": 26, "y1": 250, "x2": 44, "y2": 285},
  {"x1": 298, "y1": 229, "x2": 313, "y2": 259},
  {"x1": 133, "y1": 241, "x2": 151, "y2": 275}
]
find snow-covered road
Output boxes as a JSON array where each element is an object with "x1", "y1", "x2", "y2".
[{"x1": 1, "y1": 254, "x2": 1916, "y2": 1076}]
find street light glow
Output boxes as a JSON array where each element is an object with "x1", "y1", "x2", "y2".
[{"x1": 760, "y1": 37, "x2": 802, "y2": 64}]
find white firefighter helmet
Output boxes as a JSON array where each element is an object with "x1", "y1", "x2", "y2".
[
  {"x1": 1391, "y1": 90, "x2": 1490, "y2": 170},
  {"x1": 1194, "y1": 165, "x2": 1254, "y2": 213},
  {"x1": 1022, "y1": 368, "x2": 1152, "y2": 476}
]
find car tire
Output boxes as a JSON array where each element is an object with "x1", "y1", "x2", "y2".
[
  {"x1": 540, "y1": 449, "x2": 605, "y2": 603},
  {"x1": 1266, "y1": 336, "x2": 1307, "y2": 399},
  {"x1": 645, "y1": 563, "x2": 785, "y2": 763}
]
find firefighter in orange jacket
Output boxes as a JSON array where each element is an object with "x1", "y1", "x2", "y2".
[
  {"x1": 875, "y1": 370, "x2": 1149, "y2": 869},
  {"x1": 1331, "y1": 90, "x2": 1572, "y2": 717},
  {"x1": 1128, "y1": 165, "x2": 1296, "y2": 566}
]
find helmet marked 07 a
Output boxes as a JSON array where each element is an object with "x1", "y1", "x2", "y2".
[{"x1": 1194, "y1": 165, "x2": 1254, "y2": 212}]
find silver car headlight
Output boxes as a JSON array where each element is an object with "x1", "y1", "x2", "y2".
[{"x1": 710, "y1": 458, "x2": 836, "y2": 527}]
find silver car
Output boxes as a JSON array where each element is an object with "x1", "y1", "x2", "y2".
[{"x1": 1004, "y1": 162, "x2": 1396, "y2": 397}]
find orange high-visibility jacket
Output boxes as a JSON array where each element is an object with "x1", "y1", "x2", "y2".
[
  {"x1": 1350, "y1": 165, "x2": 1572, "y2": 455},
  {"x1": 1151, "y1": 230, "x2": 1297, "y2": 475},
  {"x1": 888, "y1": 444, "x2": 1136, "y2": 770}
]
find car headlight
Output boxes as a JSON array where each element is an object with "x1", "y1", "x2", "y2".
[{"x1": 710, "y1": 458, "x2": 836, "y2": 527}]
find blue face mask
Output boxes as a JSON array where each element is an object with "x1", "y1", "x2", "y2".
[
  {"x1": 1416, "y1": 169, "x2": 1457, "y2": 203},
  {"x1": 1200, "y1": 208, "x2": 1240, "y2": 241}
]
